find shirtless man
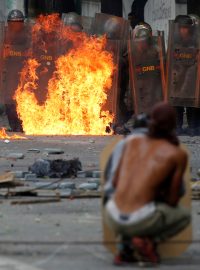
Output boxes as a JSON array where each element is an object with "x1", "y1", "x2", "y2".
[{"x1": 104, "y1": 102, "x2": 191, "y2": 265}]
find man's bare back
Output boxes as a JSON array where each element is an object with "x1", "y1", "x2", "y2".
[{"x1": 114, "y1": 135, "x2": 188, "y2": 214}]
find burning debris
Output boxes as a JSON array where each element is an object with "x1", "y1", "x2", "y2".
[
  {"x1": 29, "y1": 158, "x2": 82, "y2": 178},
  {"x1": 0, "y1": 127, "x2": 27, "y2": 140},
  {"x1": 14, "y1": 14, "x2": 115, "y2": 135}
]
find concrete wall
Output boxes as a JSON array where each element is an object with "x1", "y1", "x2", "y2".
[
  {"x1": 144, "y1": 0, "x2": 187, "y2": 42},
  {"x1": 81, "y1": 0, "x2": 133, "y2": 18},
  {"x1": 82, "y1": 0, "x2": 101, "y2": 17},
  {"x1": 0, "y1": 0, "x2": 6, "y2": 21}
]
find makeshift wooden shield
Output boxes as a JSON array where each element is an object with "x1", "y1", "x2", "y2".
[{"x1": 100, "y1": 137, "x2": 192, "y2": 259}]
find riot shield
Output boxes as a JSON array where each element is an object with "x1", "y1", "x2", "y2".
[
  {"x1": 91, "y1": 13, "x2": 130, "y2": 123},
  {"x1": 0, "y1": 21, "x2": 5, "y2": 104},
  {"x1": 2, "y1": 23, "x2": 32, "y2": 105},
  {"x1": 91, "y1": 13, "x2": 130, "y2": 40},
  {"x1": 81, "y1": 16, "x2": 94, "y2": 34},
  {"x1": 31, "y1": 28, "x2": 62, "y2": 104},
  {"x1": 128, "y1": 33, "x2": 166, "y2": 114},
  {"x1": 102, "y1": 40, "x2": 121, "y2": 123},
  {"x1": 62, "y1": 13, "x2": 94, "y2": 34},
  {"x1": 167, "y1": 21, "x2": 200, "y2": 107}
]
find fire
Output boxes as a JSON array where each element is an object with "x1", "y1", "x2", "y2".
[
  {"x1": 14, "y1": 14, "x2": 115, "y2": 135},
  {"x1": 0, "y1": 127, "x2": 27, "y2": 140}
]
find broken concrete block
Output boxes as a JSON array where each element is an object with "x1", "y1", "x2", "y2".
[
  {"x1": 77, "y1": 171, "x2": 86, "y2": 178},
  {"x1": 7, "y1": 153, "x2": 25, "y2": 159},
  {"x1": 78, "y1": 183, "x2": 98, "y2": 191},
  {"x1": 13, "y1": 171, "x2": 25, "y2": 179},
  {"x1": 59, "y1": 182, "x2": 76, "y2": 190},
  {"x1": 44, "y1": 148, "x2": 64, "y2": 155},
  {"x1": 81, "y1": 171, "x2": 101, "y2": 178},
  {"x1": 27, "y1": 149, "x2": 40, "y2": 153},
  {"x1": 91, "y1": 171, "x2": 101, "y2": 178},
  {"x1": 60, "y1": 189, "x2": 73, "y2": 197},
  {"x1": 87, "y1": 178, "x2": 101, "y2": 185},
  {"x1": 34, "y1": 182, "x2": 59, "y2": 190},
  {"x1": 25, "y1": 173, "x2": 38, "y2": 181}
]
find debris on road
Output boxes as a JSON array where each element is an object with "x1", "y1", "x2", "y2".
[
  {"x1": 27, "y1": 149, "x2": 40, "y2": 153},
  {"x1": 78, "y1": 183, "x2": 99, "y2": 191},
  {"x1": 6, "y1": 153, "x2": 25, "y2": 160},
  {"x1": 29, "y1": 158, "x2": 82, "y2": 178},
  {"x1": 44, "y1": 148, "x2": 65, "y2": 155},
  {"x1": 11, "y1": 198, "x2": 61, "y2": 205},
  {"x1": 0, "y1": 172, "x2": 24, "y2": 189}
]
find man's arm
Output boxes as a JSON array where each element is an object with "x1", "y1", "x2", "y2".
[{"x1": 167, "y1": 151, "x2": 188, "y2": 207}]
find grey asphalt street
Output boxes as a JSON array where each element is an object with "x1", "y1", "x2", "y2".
[{"x1": 0, "y1": 135, "x2": 200, "y2": 270}]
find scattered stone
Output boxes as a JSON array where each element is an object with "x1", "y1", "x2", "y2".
[
  {"x1": 34, "y1": 182, "x2": 59, "y2": 190},
  {"x1": 59, "y1": 182, "x2": 76, "y2": 190},
  {"x1": 89, "y1": 139, "x2": 95, "y2": 144},
  {"x1": 91, "y1": 171, "x2": 101, "y2": 178},
  {"x1": 7, "y1": 153, "x2": 25, "y2": 159},
  {"x1": 35, "y1": 217, "x2": 41, "y2": 223},
  {"x1": 85, "y1": 171, "x2": 101, "y2": 178},
  {"x1": 88, "y1": 178, "x2": 101, "y2": 185},
  {"x1": 59, "y1": 189, "x2": 73, "y2": 197},
  {"x1": 27, "y1": 149, "x2": 40, "y2": 153},
  {"x1": 25, "y1": 173, "x2": 38, "y2": 181},
  {"x1": 4, "y1": 140, "x2": 10, "y2": 144},
  {"x1": 13, "y1": 171, "x2": 25, "y2": 179},
  {"x1": 78, "y1": 171, "x2": 86, "y2": 178},
  {"x1": 44, "y1": 148, "x2": 65, "y2": 155},
  {"x1": 78, "y1": 183, "x2": 98, "y2": 191}
]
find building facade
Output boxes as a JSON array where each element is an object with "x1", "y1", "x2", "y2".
[{"x1": 144, "y1": 0, "x2": 187, "y2": 42}]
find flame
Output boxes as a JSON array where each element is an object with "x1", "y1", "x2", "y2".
[
  {"x1": 14, "y1": 14, "x2": 115, "y2": 135},
  {"x1": 0, "y1": 127, "x2": 27, "y2": 140}
]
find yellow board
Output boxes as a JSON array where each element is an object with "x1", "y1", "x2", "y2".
[{"x1": 100, "y1": 136, "x2": 192, "y2": 259}]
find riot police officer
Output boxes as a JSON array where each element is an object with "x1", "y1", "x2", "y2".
[
  {"x1": 129, "y1": 24, "x2": 164, "y2": 114},
  {"x1": 3, "y1": 10, "x2": 30, "y2": 131},
  {"x1": 173, "y1": 15, "x2": 199, "y2": 136}
]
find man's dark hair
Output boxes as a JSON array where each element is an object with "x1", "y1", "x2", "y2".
[{"x1": 148, "y1": 102, "x2": 180, "y2": 146}]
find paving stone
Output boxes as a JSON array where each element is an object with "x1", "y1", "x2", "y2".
[
  {"x1": 78, "y1": 183, "x2": 99, "y2": 191},
  {"x1": 59, "y1": 189, "x2": 73, "y2": 197},
  {"x1": 7, "y1": 153, "x2": 25, "y2": 159},
  {"x1": 34, "y1": 182, "x2": 58, "y2": 190},
  {"x1": 27, "y1": 149, "x2": 40, "y2": 153},
  {"x1": 87, "y1": 178, "x2": 101, "y2": 185},
  {"x1": 34, "y1": 182, "x2": 75, "y2": 190},
  {"x1": 77, "y1": 171, "x2": 86, "y2": 178},
  {"x1": 44, "y1": 148, "x2": 65, "y2": 155},
  {"x1": 91, "y1": 171, "x2": 101, "y2": 178},
  {"x1": 25, "y1": 174, "x2": 38, "y2": 181},
  {"x1": 13, "y1": 171, "x2": 25, "y2": 179},
  {"x1": 59, "y1": 182, "x2": 76, "y2": 190}
]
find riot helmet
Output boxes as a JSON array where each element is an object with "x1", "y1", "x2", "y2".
[
  {"x1": 103, "y1": 17, "x2": 122, "y2": 39},
  {"x1": 133, "y1": 113, "x2": 149, "y2": 129},
  {"x1": 175, "y1": 15, "x2": 193, "y2": 41},
  {"x1": 133, "y1": 24, "x2": 152, "y2": 41},
  {"x1": 7, "y1": 9, "x2": 25, "y2": 22},
  {"x1": 136, "y1": 22, "x2": 152, "y2": 34},
  {"x1": 189, "y1": 14, "x2": 200, "y2": 26},
  {"x1": 63, "y1": 12, "x2": 80, "y2": 25},
  {"x1": 63, "y1": 12, "x2": 83, "y2": 31}
]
